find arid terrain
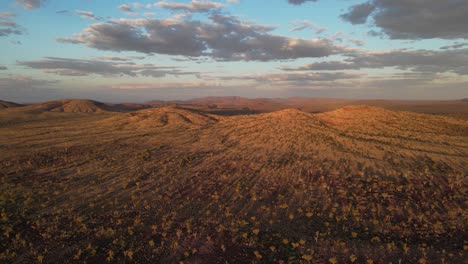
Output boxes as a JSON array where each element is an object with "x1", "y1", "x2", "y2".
[
  {"x1": 0, "y1": 98, "x2": 467, "y2": 263},
  {"x1": 148, "y1": 97, "x2": 468, "y2": 120}
]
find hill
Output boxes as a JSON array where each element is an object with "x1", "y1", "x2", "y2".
[
  {"x1": 318, "y1": 105, "x2": 467, "y2": 135},
  {"x1": 101, "y1": 105, "x2": 219, "y2": 129},
  {"x1": 0, "y1": 106, "x2": 466, "y2": 263},
  {"x1": 0, "y1": 100, "x2": 23, "y2": 109},
  {"x1": 6, "y1": 99, "x2": 113, "y2": 114}
]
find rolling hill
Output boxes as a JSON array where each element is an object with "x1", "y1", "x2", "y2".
[{"x1": 145, "y1": 96, "x2": 468, "y2": 120}]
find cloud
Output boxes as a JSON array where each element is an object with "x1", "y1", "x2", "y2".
[
  {"x1": 0, "y1": 75, "x2": 64, "y2": 103},
  {"x1": 341, "y1": 0, "x2": 468, "y2": 39},
  {"x1": 287, "y1": 0, "x2": 318, "y2": 5},
  {"x1": 118, "y1": 3, "x2": 153, "y2": 12},
  {"x1": 0, "y1": 28, "x2": 23, "y2": 37},
  {"x1": 0, "y1": 13, "x2": 25, "y2": 37},
  {"x1": 440, "y1": 42, "x2": 468, "y2": 50},
  {"x1": 57, "y1": 13, "x2": 347, "y2": 61},
  {"x1": 106, "y1": 82, "x2": 216, "y2": 89},
  {"x1": 290, "y1": 20, "x2": 326, "y2": 34},
  {"x1": 118, "y1": 4, "x2": 134, "y2": 13},
  {"x1": 55, "y1": 37, "x2": 83, "y2": 44},
  {"x1": 15, "y1": 0, "x2": 44, "y2": 10},
  {"x1": 0, "y1": 66, "x2": 8, "y2": 70},
  {"x1": 56, "y1": 10, "x2": 69, "y2": 14},
  {"x1": 0, "y1": 20, "x2": 17, "y2": 27},
  {"x1": 281, "y1": 49, "x2": 468, "y2": 75},
  {"x1": 348, "y1": 39, "x2": 365, "y2": 47},
  {"x1": 1, "y1": 73, "x2": 466, "y2": 103},
  {"x1": 340, "y1": 3, "x2": 375, "y2": 25},
  {"x1": 0, "y1": 75, "x2": 58, "y2": 87},
  {"x1": 0, "y1": 75, "x2": 60, "y2": 99},
  {"x1": 76, "y1": 10, "x2": 102, "y2": 21},
  {"x1": 0, "y1": 12, "x2": 16, "y2": 18},
  {"x1": 218, "y1": 72, "x2": 363, "y2": 83},
  {"x1": 0, "y1": 75, "x2": 236, "y2": 103},
  {"x1": 96, "y1": 55, "x2": 145, "y2": 61},
  {"x1": 18, "y1": 57, "x2": 198, "y2": 77},
  {"x1": 155, "y1": 0, "x2": 223, "y2": 12},
  {"x1": 285, "y1": 79, "x2": 468, "y2": 100}
]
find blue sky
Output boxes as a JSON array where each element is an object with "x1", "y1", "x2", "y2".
[{"x1": 1, "y1": 0, "x2": 467, "y2": 102}]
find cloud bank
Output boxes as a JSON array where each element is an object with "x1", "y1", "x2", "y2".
[
  {"x1": 282, "y1": 49, "x2": 468, "y2": 75},
  {"x1": 57, "y1": 13, "x2": 347, "y2": 61},
  {"x1": 341, "y1": 0, "x2": 468, "y2": 39},
  {"x1": 18, "y1": 57, "x2": 198, "y2": 78}
]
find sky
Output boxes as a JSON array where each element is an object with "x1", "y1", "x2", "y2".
[{"x1": 0, "y1": 0, "x2": 467, "y2": 103}]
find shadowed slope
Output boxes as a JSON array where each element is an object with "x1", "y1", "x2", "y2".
[{"x1": 0, "y1": 100, "x2": 23, "y2": 109}]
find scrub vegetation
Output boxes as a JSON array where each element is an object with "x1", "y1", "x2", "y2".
[{"x1": 0, "y1": 100, "x2": 467, "y2": 263}]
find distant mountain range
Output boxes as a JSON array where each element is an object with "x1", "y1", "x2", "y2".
[{"x1": 2, "y1": 97, "x2": 468, "y2": 119}]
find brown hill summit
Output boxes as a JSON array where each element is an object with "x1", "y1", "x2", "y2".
[
  {"x1": 0, "y1": 100, "x2": 23, "y2": 109},
  {"x1": 102, "y1": 105, "x2": 219, "y2": 129},
  {"x1": 10, "y1": 99, "x2": 113, "y2": 114}
]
